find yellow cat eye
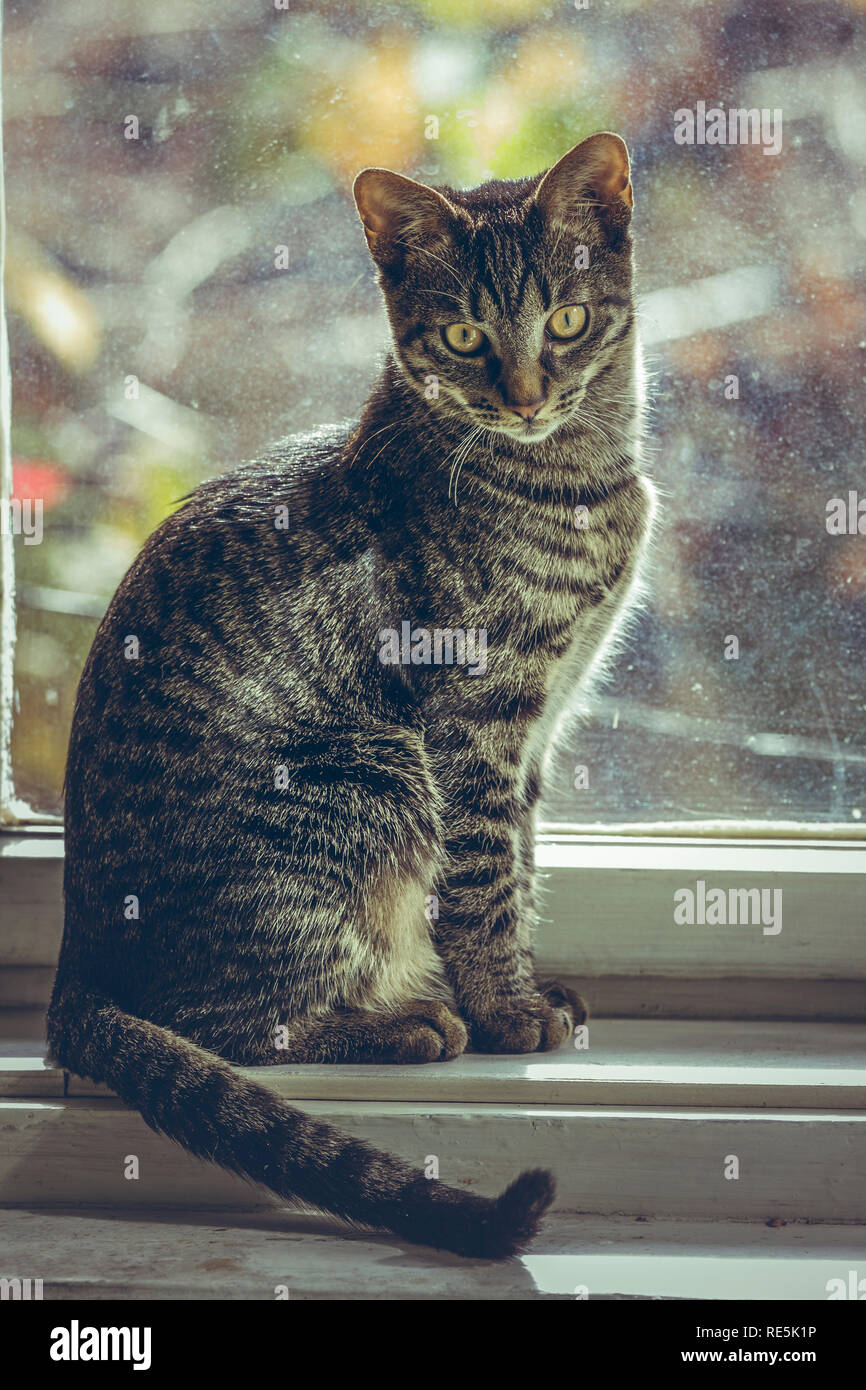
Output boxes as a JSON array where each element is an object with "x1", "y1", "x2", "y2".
[
  {"x1": 546, "y1": 304, "x2": 589, "y2": 341},
  {"x1": 443, "y1": 323, "x2": 486, "y2": 355}
]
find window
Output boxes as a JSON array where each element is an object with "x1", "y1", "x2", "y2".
[{"x1": 2, "y1": 0, "x2": 865, "y2": 833}]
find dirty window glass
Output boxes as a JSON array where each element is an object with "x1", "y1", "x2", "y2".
[{"x1": 2, "y1": 0, "x2": 865, "y2": 826}]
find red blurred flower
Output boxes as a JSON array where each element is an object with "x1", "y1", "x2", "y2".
[{"x1": 11, "y1": 457, "x2": 69, "y2": 508}]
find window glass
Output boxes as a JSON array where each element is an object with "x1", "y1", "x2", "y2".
[{"x1": 3, "y1": 0, "x2": 865, "y2": 824}]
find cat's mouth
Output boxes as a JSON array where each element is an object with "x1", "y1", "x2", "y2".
[
  {"x1": 459, "y1": 398, "x2": 566, "y2": 445},
  {"x1": 492, "y1": 415, "x2": 561, "y2": 445}
]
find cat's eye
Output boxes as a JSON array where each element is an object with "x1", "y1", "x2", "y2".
[
  {"x1": 546, "y1": 304, "x2": 589, "y2": 341},
  {"x1": 442, "y1": 323, "x2": 486, "y2": 355}
]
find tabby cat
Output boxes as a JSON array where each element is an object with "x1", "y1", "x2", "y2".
[{"x1": 48, "y1": 132, "x2": 654, "y2": 1258}]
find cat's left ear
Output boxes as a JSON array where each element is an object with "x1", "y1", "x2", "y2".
[
  {"x1": 535, "y1": 132, "x2": 633, "y2": 241},
  {"x1": 353, "y1": 168, "x2": 459, "y2": 269}
]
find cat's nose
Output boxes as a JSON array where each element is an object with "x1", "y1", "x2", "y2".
[{"x1": 508, "y1": 398, "x2": 546, "y2": 420}]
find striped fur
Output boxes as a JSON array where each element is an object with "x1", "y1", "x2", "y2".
[{"x1": 48, "y1": 133, "x2": 654, "y2": 1258}]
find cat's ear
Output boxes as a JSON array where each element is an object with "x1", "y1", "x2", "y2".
[
  {"x1": 535, "y1": 132, "x2": 633, "y2": 240},
  {"x1": 353, "y1": 168, "x2": 458, "y2": 268}
]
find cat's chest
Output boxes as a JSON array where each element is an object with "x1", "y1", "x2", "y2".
[
  {"x1": 385, "y1": 467, "x2": 649, "y2": 728},
  {"x1": 465, "y1": 481, "x2": 640, "y2": 636}
]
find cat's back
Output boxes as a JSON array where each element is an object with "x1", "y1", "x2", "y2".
[{"x1": 64, "y1": 423, "x2": 370, "y2": 810}]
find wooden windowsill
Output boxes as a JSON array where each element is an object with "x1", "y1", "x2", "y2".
[{"x1": 3, "y1": 1019, "x2": 865, "y2": 1110}]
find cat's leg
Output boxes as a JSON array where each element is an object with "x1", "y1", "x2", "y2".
[
  {"x1": 161, "y1": 724, "x2": 468, "y2": 1066},
  {"x1": 516, "y1": 762, "x2": 542, "y2": 942},
  {"x1": 431, "y1": 725, "x2": 584, "y2": 1054},
  {"x1": 166, "y1": 929, "x2": 468, "y2": 1066},
  {"x1": 516, "y1": 762, "x2": 589, "y2": 1033},
  {"x1": 219, "y1": 1001, "x2": 468, "y2": 1065}
]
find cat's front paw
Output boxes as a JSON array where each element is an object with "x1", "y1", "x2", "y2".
[
  {"x1": 541, "y1": 981, "x2": 588, "y2": 1027},
  {"x1": 395, "y1": 1001, "x2": 469, "y2": 1062},
  {"x1": 469, "y1": 986, "x2": 588, "y2": 1055}
]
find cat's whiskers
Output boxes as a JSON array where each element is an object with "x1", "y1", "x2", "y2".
[
  {"x1": 580, "y1": 404, "x2": 633, "y2": 449},
  {"x1": 348, "y1": 419, "x2": 403, "y2": 468},
  {"x1": 446, "y1": 425, "x2": 473, "y2": 506},
  {"x1": 394, "y1": 238, "x2": 470, "y2": 298},
  {"x1": 545, "y1": 222, "x2": 568, "y2": 278},
  {"x1": 575, "y1": 409, "x2": 625, "y2": 453},
  {"x1": 573, "y1": 407, "x2": 633, "y2": 469},
  {"x1": 447, "y1": 422, "x2": 485, "y2": 508},
  {"x1": 448, "y1": 426, "x2": 497, "y2": 510},
  {"x1": 417, "y1": 288, "x2": 464, "y2": 306},
  {"x1": 358, "y1": 422, "x2": 411, "y2": 474},
  {"x1": 455, "y1": 424, "x2": 493, "y2": 508}
]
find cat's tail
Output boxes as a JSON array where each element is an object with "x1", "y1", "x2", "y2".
[{"x1": 46, "y1": 980, "x2": 554, "y2": 1259}]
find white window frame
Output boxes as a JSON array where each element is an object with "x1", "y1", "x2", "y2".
[{"x1": 1, "y1": 828, "x2": 864, "y2": 1022}]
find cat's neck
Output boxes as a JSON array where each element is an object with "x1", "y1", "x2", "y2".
[{"x1": 346, "y1": 353, "x2": 643, "y2": 514}]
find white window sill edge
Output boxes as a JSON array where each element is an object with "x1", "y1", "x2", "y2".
[{"x1": 2, "y1": 824, "x2": 866, "y2": 862}]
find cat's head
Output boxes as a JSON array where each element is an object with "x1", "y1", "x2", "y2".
[{"x1": 353, "y1": 132, "x2": 635, "y2": 447}]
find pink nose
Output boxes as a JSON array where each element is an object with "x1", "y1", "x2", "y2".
[{"x1": 509, "y1": 398, "x2": 546, "y2": 420}]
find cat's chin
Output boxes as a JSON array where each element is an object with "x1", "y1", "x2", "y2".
[{"x1": 482, "y1": 420, "x2": 563, "y2": 448}]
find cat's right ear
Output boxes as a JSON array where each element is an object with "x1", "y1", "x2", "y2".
[
  {"x1": 353, "y1": 168, "x2": 458, "y2": 269},
  {"x1": 534, "y1": 132, "x2": 633, "y2": 246}
]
